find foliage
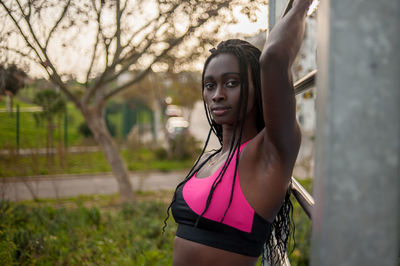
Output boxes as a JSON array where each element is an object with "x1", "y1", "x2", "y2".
[
  {"x1": 0, "y1": 179, "x2": 313, "y2": 265},
  {"x1": 0, "y1": 194, "x2": 176, "y2": 265},
  {"x1": 33, "y1": 89, "x2": 66, "y2": 122},
  {"x1": 78, "y1": 122, "x2": 93, "y2": 138},
  {"x1": 170, "y1": 131, "x2": 202, "y2": 160},
  {"x1": 122, "y1": 71, "x2": 201, "y2": 112},
  {"x1": 0, "y1": 64, "x2": 27, "y2": 96},
  {"x1": 0, "y1": 101, "x2": 84, "y2": 149},
  {"x1": 33, "y1": 89, "x2": 66, "y2": 154},
  {"x1": 0, "y1": 64, "x2": 28, "y2": 113},
  {"x1": 288, "y1": 178, "x2": 313, "y2": 266}
]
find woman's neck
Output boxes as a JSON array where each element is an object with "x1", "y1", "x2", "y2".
[{"x1": 221, "y1": 122, "x2": 258, "y2": 153}]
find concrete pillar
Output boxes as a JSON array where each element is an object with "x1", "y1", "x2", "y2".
[{"x1": 312, "y1": 0, "x2": 400, "y2": 265}]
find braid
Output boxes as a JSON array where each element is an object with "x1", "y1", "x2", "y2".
[
  {"x1": 164, "y1": 39, "x2": 294, "y2": 265},
  {"x1": 163, "y1": 128, "x2": 219, "y2": 232}
]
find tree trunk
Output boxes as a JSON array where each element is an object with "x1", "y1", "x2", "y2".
[{"x1": 83, "y1": 105, "x2": 136, "y2": 203}]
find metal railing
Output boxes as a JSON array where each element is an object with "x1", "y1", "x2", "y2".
[
  {"x1": 291, "y1": 69, "x2": 317, "y2": 220},
  {"x1": 281, "y1": 0, "x2": 318, "y2": 222}
]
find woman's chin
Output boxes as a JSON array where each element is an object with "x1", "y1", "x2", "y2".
[{"x1": 211, "y1": 117, "x2": 236, "y2": 127}]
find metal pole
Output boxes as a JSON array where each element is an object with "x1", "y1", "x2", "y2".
[
  {"x1": 268, "y1": 0, "x2": 276, "y2": 33},
  {"x1": 268, "y1": 0, "x2": 291, "y2": 33},
  {"x1": 64, "y1": 105, "x2": 68, "y2": 148},
  {"x1": 312, "y1": 0, "x2": 400, "y2": 265},
  {"x1": 16, "y1": 103, "x2": 20, "y2": 153}
]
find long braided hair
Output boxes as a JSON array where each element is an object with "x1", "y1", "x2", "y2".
[{"x1": 164, "y1": 39, "x2": 294, "y2": 265}]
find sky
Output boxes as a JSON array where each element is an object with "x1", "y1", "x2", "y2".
[
  {"x1": 2, "y1": 0, "x2": 318, "y2": 81},
  {"x1": 1, "y1": 1, "x2": 269, "y2": 81}
]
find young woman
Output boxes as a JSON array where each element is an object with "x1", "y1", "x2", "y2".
[{"x1": 166, "y1": 0, "x2": 312, "y2": 265}]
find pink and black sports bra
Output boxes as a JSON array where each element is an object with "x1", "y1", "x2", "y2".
[{"x1": 171, "y1": 141, "x2": 271, "y2": 257}]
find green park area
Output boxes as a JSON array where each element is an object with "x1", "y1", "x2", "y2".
[
  {"x1": 0, "y1": 94, "x2": 313, "y2": 265},
  {"x1": 0, "y1": 0, "x2": 317, "y2": 264},
  {"x1": 0, "y1": 181, "x2": 312, "y2": 265},
  {"x1": 0, "y1": 98, "x2": 195, "y2": 178}
]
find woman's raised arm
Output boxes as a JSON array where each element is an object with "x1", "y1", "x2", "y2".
[{"x1": 260, "y1": 0, "x2": 312, "y2": 164}]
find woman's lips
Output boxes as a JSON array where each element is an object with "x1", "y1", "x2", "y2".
[{"x1": 212, "y1": 107, "x2": 230, "y2": 116}]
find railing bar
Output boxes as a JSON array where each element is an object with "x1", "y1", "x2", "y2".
[
  {"x1": 281, "y1": 0, "x2": 294, "y2": 18},
  {"x1": 282, "y1": 0, "x2": 320, "y2": 18},
  {"x1": 294, "y1": 69, "x2": 317, "y2": 95},
  {"x1": 291, "y1": 177, "x2": 314, "y2": 220}
]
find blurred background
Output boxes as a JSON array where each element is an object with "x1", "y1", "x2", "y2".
[{"x1": 0, "y1": 0, "x2": 318, "y2": 265}]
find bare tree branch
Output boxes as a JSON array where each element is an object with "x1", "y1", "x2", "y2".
[
  {"x1": 121, "y1": 14, "x2": 157, "y2": 51},
  {"x1": 0, "y1": 1, "x2": 45, "y2": 65},
  {"x1": 118, "y1": 2, "x2": 179, "y2": 63},
  {"x1": 99, "y1": 36, "x2": 154, "y2": 87},
  {"x1": 27, "y1": 0, "x2": 31, "y2": 19},
  {"x1": 1, "y1": 0, "x2": 80, "y2": 107},
  {"x1": 84, "y1": 0, "x2": 102, "y2": 90},
  {"x1": 45, "y1": 0, "x2": 71, "y2": 50},
  {"x1": 94, "y1": 2, "x2": 184, "y2": 91},
  {"x1": 110, "y1": 0, "x2": 122, "y2": 68},
  {"x1": 0, "y1": 45, "x2": 40, "y2": 64},
  {"x1": 104, "y1": 29, "x2": 192, "y2": 100},
  {"x1": 83, "y1": 1, "x2": 183, "y2": 104},
  {"x1": 120, "y1": 0, "x2": 128, "y2": 14},
  {"x1": 103, "y1": 0, "x2": 229, "y2": 100}
]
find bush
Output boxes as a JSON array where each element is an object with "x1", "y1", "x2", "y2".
[
  {"x1": 77, "y1": 122, "x2": 93, "y2": 138},
  {"x1": 0, "y1": 198, "x2": 176, "y2": 265},
  {"x1": 170, "y1": 132, "x2": 201, "y2": 160},
  {"x1": 288, "y1": 178, "x2": 312, "y2": 266},
  {"x1": 0, "y1": 180, "x2": 313, "y2": 265},
  {"x1": 154, "y1": 147, "x2": 168, "y2": 160}
]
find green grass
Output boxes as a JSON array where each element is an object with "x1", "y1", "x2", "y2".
[
  {"x1": 288, "y1": 178, "x2": 312, "y2": 266},
  {"x1": 0, "y1": 192, "x2": 176, "y2": 265},
  {"x1": 0, "y1": 180, "x2": 313, "y2": 266},
  {"x1": 0, "y1": 101, "x2": 85, "y2": 149},
  {"x1": 0, "y1": 150, "x2": 193, "y2": 177}
]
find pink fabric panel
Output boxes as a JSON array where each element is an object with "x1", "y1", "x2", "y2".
[{"x1": 182, "y1": 143, "x2": 254, "y2": 233}]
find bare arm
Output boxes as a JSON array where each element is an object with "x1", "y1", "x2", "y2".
[{"x1": 260, "y1": 0, "x2": 311, "y2": 165}]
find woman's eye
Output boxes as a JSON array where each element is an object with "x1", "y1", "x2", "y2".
[
  {"x1": 226, "y1": 80, "x2": 239, "y2": 88},
  {"x1": 204, "y1": 83, "x2": 215, "y2": 90}
]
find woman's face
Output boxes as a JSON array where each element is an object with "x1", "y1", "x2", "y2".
[{"x1": 203, "y1": 53, "x2": 256, "y2": 126}]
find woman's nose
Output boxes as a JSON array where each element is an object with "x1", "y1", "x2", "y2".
[{"x1": 212, "y1": 86, "x2": 225, "y2": 102}]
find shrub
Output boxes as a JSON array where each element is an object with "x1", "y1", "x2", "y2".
[
  {"x1": 0, "y1": 198, "x2": 176, "y2": 265},
  {"x1": 0, "y1": 180, "x2": 313, "y2": 266},
  {"x1": 170, "y1": 132, "x2": 201, "y2": 160},
  {"x1": 77, "y1": 122, "x2": 93, "y2": 138}
]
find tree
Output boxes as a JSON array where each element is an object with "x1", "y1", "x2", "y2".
[
  {"x1": 0, "y1": 64, "x2": 28, "y2": 112},
  {"x1": 33, "y1": 89, "x2": 66, "y2": 156},
  {"x1": 0, "y1": 0, "x2": 263, "y2": 203}
]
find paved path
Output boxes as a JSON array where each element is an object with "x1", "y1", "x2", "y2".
[{"x1": 1, "y1": 171, "x2": 187, "y2": 201}]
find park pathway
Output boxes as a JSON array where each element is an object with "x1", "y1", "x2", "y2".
[{"x1": 1, "y1": 170, "x2": 187, "y2": 201}]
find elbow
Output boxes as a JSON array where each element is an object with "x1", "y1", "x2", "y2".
[{"x1": 260, "y1": 45, "x2": 291, "y2": 71}]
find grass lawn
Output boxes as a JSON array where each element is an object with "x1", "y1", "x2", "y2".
[
  {"x1": 0, "y1": 100, "x2": 85, "y2": 149},
  {"x1": 0, "y1": 149, "x2": 194, "y2": 177}
]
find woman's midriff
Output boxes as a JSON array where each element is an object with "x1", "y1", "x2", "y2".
[{"x1": 172, "y1": 236, "x2": 258, "y2": 266}]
